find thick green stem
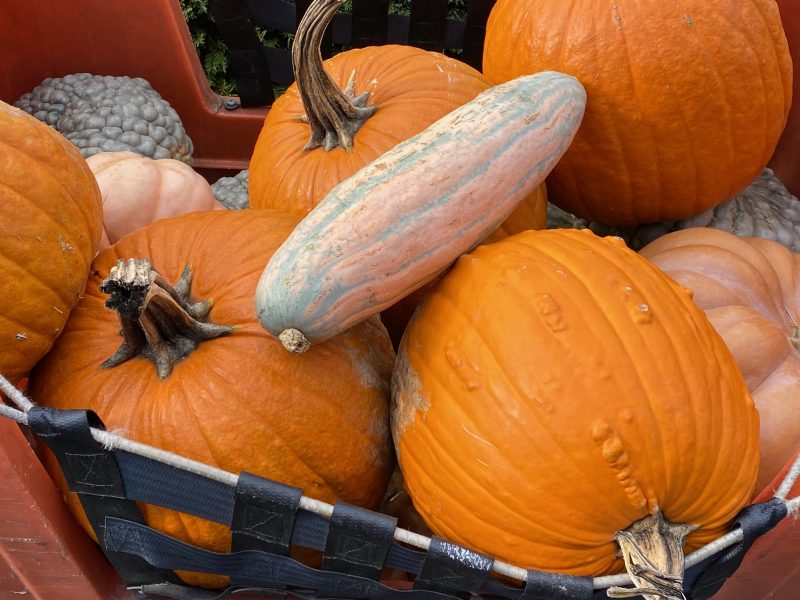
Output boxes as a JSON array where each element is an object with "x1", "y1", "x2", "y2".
[
  {"x1": 100, "y1": 258, "x2": 233, "y2": 380},
  {"x1": 293, "y1": 0, "x2": 377, "y2": 151}
]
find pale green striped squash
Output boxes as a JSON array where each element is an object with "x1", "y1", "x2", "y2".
[{"x1": 255, "y1": 71, "x2": 587, "y2": 353}]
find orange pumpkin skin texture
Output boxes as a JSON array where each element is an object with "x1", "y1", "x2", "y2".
[
  {"x1": 393, "y1": 229, "x2": 759, "y2": 576},
  {"x1": 0, "y1": 101, "x2": 103, "y2": 382},
  {"x1": 249, "y1": 45, "x2": 491, "y2": 215},
  {"x1": 483, "y1": 0, "x2": 793, "y2": 226},
  {"x1": 641, "y1": 228, "x2": 800, "y2": 492},
  {"x1": 29, "y1": 210, "x2": 396, "y2": 588}
]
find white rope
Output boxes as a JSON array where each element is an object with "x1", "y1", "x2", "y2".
[
  {"x1": 775, "y1": 451, "x2": 800, "y2": 500},
  {"x1": 1, "y1": 372, "x2": 797, "y2": 589},
  {"x1": 788, "y1": 496, "x2": 800, "y2": 515},
  {"x1": 0, "y1": 401, "x2": 28, "y2": 425},
  {"x1": 0, "y1": 373, "x2": 33, "y2": 412}
]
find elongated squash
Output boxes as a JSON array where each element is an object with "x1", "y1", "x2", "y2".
[{"x1": 256, "y1": 72, "x2": 587, "y2": 352}]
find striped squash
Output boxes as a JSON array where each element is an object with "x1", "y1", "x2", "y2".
[{"x1": 255, "y1": 72, "x2": 587, "y2": 352}]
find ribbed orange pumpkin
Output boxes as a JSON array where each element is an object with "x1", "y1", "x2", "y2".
[
  {"x1": 0, "y1": 101, "x2": 103, "y2": 383},
  {"x1": 641, "y1": 228, "x2": 800, "y2": 493},
  {"x1": 483, "y1": 0, "x2": 793, "y2": 226},
  {"x1": 393, "y1": 229, "x2": 758, "y2": 588},
  {"x1": 29, "y1": 210, "x2": 396, "y2": 588}
]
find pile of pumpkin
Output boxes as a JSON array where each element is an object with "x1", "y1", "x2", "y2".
[{"x1": 1, "y1": 0, "x2": 798, "y2": 597}]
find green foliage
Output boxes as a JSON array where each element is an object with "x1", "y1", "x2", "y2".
[
  {"x1": 180, "y1": 0, "x2": 470, "y2": 98},
  {"x1": 179, "y1": 0, "x2": 238, "y2": 96}
]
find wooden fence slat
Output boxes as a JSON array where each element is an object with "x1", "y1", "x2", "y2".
[
  {"x1": 213, "y1": 0, "x2": 498, "y2": 101},
  {"x1": 351, "y1": 0, "x2": 390, "y2": 48},
  {"x1": 462, "y1": 0, "x2": 497, "y2": 71},
  {"x1": 209, "y1": 0, "x2": 274, "y2": 106},
  {"x1": 408, "y1": 0, "x2": 448, "y2": 52}
]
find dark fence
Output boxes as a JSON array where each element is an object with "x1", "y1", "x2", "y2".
[{"x1": 207, "y1": 0, "x2": 497, "y2": 106}]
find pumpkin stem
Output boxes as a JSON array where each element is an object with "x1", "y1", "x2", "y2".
[
  {"x1": 293, "y1": 0, "x2": 377, "y2": 151},
  {"x1": 100, "y1": 258, "x2": 234, "y2": 380},
  {"x1": 607, "y1": 511, "x2": 697, "y2": 600},
  {"x1": 279, "y1": 328, "x2": 311, "y2": 355}
]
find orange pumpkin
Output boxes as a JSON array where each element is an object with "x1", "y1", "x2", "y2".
[
  {"x1": 641, "y1": 228, "x2": 800, "y2": 492},
  {"x1": 393, "y1": 229, "x2": 758, "y2": 592},
  {"x1": 483, "y1": 0, "x2": 793, "y2": 226},
  {"x1": 0, "y1": 101, "x2": 103, "y2": 383},
  {"x1": 87, "y1": 151, "x2": 224, "y2": 250},
  {"x1": 29, "y1": 209, "x2": 396, "y2": 588}
]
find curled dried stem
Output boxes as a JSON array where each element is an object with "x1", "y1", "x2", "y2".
[
  {"x1": 293, "y1": 0, "x2": 377, "y2": 151},
  {"x1": 100, "y1": 258, "x2": 233, "y2": 380}
]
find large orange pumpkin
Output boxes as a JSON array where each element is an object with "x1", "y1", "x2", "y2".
[
  {"x1": 0, "y1": 101, "x2": 103, "y2": 383},
  {"x1": 483, "y1": 0, "x2": 793, "y2": 226},
  {"x1": 641, "y1": 228, "x2": 800, "y2": 493},
  {"x1": 29, "y1": 210, "x2": 396, "y2": 588},
  {"x1": 393, "y1": 229, "x2": 758, "y2": 591}
]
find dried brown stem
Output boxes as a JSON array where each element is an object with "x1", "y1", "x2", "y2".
[
  {"x1": 100, "y1": 258, "x2": 233, "y2": 380},
  {"x1": 607, "y1": 511, "x2": 697, "y2": 600},
  {"x1": 293, "y1": 0, "x2": 377, "y2": 151}
]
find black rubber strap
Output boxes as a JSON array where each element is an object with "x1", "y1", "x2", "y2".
[
  {"x1": 322, "y1": 502, "x2": 397, "y2": 580},
  {"x1": 105, "y1": 517, "x2": 465, "y2": 600},
  {"x1": 233, "y1": 472, "x2": 302, "y2": 555},
  {"x1": 517, "y1": 569, "x2": 594, "y2": 600},
  {"x1": 115, "y1": 449, "x2": 235, "y2": 525},
  {"x1": 689, "y1": 497, "x2": 788, "y2": 600},
  {"x1": 132, "y1": 583, "x2": 230, "y2": 599},
  {"x1": 231, "y1": 472, "x2": 302, "y2": 587},
  {"x1": 413, "y1": 536, "x2": 494, "y2": 599},
  {"x1": 26, "y1": 406, "x2": 181, "y2": 587}
]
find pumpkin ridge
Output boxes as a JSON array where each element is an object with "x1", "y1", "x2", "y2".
[
  {"x1": 507, "y1": 233, "x2": 671, "y2": 509},
  {"x1": 625, "y1": 252, "x2": 761, "y2": 526},
  {"x1": 397, "y1": 396, "x2": 603, "y2": 553},
  {"x1": 748, "y1": 0, "x2": 795, "y2": 109},
  {"x1": 431, "y1": 264, "x2": 636, "y2": 512},
  {"x1": 413, "y1": 249, "x2": 648, "y2": 531},
  {"x1": 519, "y1": 231, "x2": 755, "y2": 525},
  {"x1": 0, "y1": 141, "x2": 99, "y2": 260},
  {"x1": 201, "y1": 351, "x2": 373, "y2": 495},
  {"x1": 0, "y1": 236, "x2": 76, "y2": 308},
  {"x1": 403, "y1": 354, "x2": 628, "y2": 572},
  {"x1": 398, "y1": 420, "x2": 608, "y2": 555},
  {"x1": 546, "y1": 235, "x2": 685, "y2": 504},
  {"x1": 726, "y1": 6, "x2": 771, "y2": 169},
  {"x1": 564, "y1": 233, "x2": 753, "y2": 519},
  {"x1": 614, "y1": 20, "x2": 670, "y2": 226},
  {"x1": 0, "y1": 177, "x2": 94, "y2": 266}
]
